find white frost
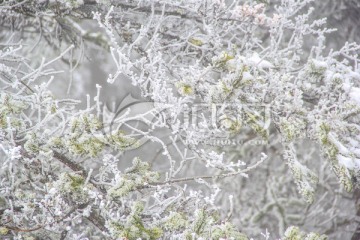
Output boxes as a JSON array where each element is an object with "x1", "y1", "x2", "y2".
[
  {"x1": 247, "y1": 53, "x2": 273, "y2": 69},
  {"x1": 342, "y1": 80, "x2": 360, "y2": 105},
  {"x1": 337, "y1": 155, "x2": 355, "y2": 170}
]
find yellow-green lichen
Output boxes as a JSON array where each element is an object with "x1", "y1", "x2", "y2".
[
  {"x1": 188, "y1": 38, "x2": 204, "y2": 46},
  {"x1": 0, "y1": 227, "x2": 9, "y2": 235},
  {"x1": 283, "y1": 226, "x2": 327, "y2": 240}
]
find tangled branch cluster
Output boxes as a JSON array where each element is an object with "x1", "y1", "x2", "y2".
[{"x1": 1, "y1": 0, "x2": 360, "y2": 239}]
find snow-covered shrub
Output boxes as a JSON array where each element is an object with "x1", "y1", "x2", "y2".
[{"x1": 0, "y1": 0, "x2": 359, "y2": 239}]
